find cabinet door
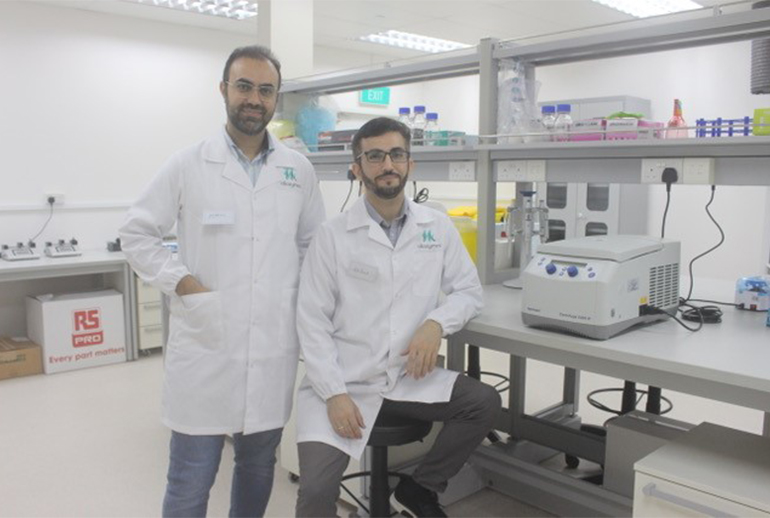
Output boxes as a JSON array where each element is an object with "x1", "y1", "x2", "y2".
[
  {"x1": 575, "y1": 183, "x2": 620, "y2": 238},
  {"x1": 545, "y1": 182, "x2": 578, "y2": 241}
]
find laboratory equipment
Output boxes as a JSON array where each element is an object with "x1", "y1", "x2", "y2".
[
  {"x1": 425, "y1": 112, "x2": 439, "y2": 145},
  {"x1": 695, "y1": 116, "x2": 753, "y2": 137},
  {"x1": 502, "y1": 190, "x2": 549, "y2": 288},
  {"x1": 664, "y1": 99, "x2": 688, "y2": 139},
  {"x1": 751, "y1": 1, "x2": 770, "y2": 94},
  {"x1": 397, "y1": 107, "x2": 413, "y2": 132},
  {"x1": 521, "y1": 235, "x2": 681, "y2": 340},
  {"x1": 540, "y1": 105, "x2": 556, "y2": 141},
  {"x1": 1, "y1": 242, "x2": 40, "y2": 261},
  {"x1": 412, "y1": 105, "x2": 426, "y2": 144},
  {"x1": 44, "y1": 239, "x2": 82, "y2": 258},
  {"x1": 734, "y1": 275, "x2": 770, "y2": 311},
  {"x1": 553, "y1": 104, "x2": 573, "y2": 142}
]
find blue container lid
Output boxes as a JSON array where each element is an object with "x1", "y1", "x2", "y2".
[
  {"x1": 414, "y1": 105, "x2": 426, "y2": 113},
  {"x1": 557, "y1": 104, "x2": 571, "y2": 113},
  {"x1": 426, "y1": 112, "x2": 438, "y2": 120},
  {"x1": 541, "y1": 105, "x2": 556, "y2": 114},
  {"x1": 398, "y1": 107, "x2": 411, "y2": 115}
]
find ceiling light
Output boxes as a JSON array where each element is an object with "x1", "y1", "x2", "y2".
[
  {"x1": 591, "y1": 0, "x2": 702, "y2": 18},
  {"x1": 125, "y1": 0, "x2": 257, "y2": 20},
  {"x1": 359, "y1": 30, "x2": 471, "y2": 54}
]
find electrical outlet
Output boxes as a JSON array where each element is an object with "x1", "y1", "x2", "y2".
[
  {"x1": 497, "y1": 160, "x2": 527, "y2": 182},
  {"x1": 640, "y1": 158, "x2": 684, "y2": 184},
  {"x1": 45, "y1": 192, "x2": 65, "y2": 206},
  {"x1": 683, "y1": 157, "x2": 715, "y2": 184},
  {"x1": 526, "y1": 160, "x2": 547, "y2": 182},
  {"x1": 448, "y1": 161, "x2": 475, "y2": 181}
]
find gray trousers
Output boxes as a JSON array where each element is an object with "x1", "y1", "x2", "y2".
[{"x1": 295, "y1": 375, "x2": 501, "y2": 517}]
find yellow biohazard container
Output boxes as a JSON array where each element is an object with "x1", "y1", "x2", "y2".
[{"x1": 451, "y1": 216, "x2": 477, "y2": 264}]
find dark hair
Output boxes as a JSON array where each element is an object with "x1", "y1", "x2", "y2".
[
  {"x1": 352, "y1": 117, "x2": 411, "y2": 160},
  {"x1": 223, "y1": 45, "x2": 282, "y2": 89}
]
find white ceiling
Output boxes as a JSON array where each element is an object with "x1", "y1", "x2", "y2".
[{"x1": 27, "y1": 0, "x2": 729, "y2": 59}]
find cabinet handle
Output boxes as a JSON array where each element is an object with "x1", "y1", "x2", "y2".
[
  {"x1": 141, "y1": 302, "x2": 162, "y2": 311},
  {"x1": 642, "y1": 483, "x2": 736, "y2": 518}
]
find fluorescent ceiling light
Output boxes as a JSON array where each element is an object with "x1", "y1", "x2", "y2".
[
  {"x1": 591, "y1": 0, "x2": 702, "y2": 18},
  {"x1": 359, "y1": 30, "x2": 471, "y2": 54},
  {"x1": 126, "y1": 0, "x2": 257, "y2": 21}
]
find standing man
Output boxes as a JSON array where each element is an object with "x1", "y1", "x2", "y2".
[
  {"x1": 295, "y1": 117, "x2": 501, "y2": 517},
  {"x1": 120, "y1": 45, "x2": 325, "y2": 517}
]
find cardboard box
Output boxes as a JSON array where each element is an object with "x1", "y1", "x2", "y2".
[
  {"x1": 569, "y1": 119, "x2": 605, "y2": 141},
  {"x1": 26, "y1": 290, "x2": 126, "y2": 374},
  {"x1": 0, "y1": 337, "x2": 42, "y2": 381}
]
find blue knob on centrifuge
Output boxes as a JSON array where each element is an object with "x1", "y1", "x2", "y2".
[
  {"x1": 545, "y1": 263, "x2": 557, "y2": 275},
  {"x1": 567, "y1": 265, "x2": 579, "y2": 277}
]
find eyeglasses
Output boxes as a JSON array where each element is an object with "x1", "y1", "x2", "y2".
[
  {"x1": 225, "y1": 81, "x2": 278, "y2": 100},
  {"x1": 356, "y1": 148, "x2": 410, "y2": 164}
]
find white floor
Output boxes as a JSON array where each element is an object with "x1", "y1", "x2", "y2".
[
  {"x1": 1, "y1": 350, "x2": 764, "y2": 517},
  {"x1": 0, "y1": 353, "x2": 548, "y2": 518}
]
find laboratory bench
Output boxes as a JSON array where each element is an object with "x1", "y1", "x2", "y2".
[
  {"x1": 0, "y1": 251, "x2": 138, "y2": 361},
  {"x1": 446, "y1": 280, "x2": 770, "y2": 516}
]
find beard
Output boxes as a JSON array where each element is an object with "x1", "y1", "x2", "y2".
[
  {"x1": 361, "y1": 170, "x2": 409, "y2": 200},
  {"x1": 226, "y1": 99, "x2": 273, "y2": 136}
]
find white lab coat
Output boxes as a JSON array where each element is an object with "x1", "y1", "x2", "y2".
[
  {"x1": 120, "y1": 130, "x2": 325, "y2": 435},
  {"x1": 296, "y1": 198, "x2": 483, "y2": 458}
]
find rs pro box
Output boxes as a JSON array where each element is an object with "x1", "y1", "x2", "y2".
[{"x1": 26, "y1": 290, "x2": 126, "y2": 374}]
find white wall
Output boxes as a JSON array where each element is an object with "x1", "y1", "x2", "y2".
[{"x1": 0, "y1": 1, "x2": 255, "y2": 249}]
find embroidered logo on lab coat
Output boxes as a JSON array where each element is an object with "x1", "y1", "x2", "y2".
[
  {"x1": 418, "y1": 229, "x2": 441, "y2": 251},
  {"x1": 279, "y1": 166, "x2": 301, "y2": 188}
]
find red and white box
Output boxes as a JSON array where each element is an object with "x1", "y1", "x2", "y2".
[{"x1": 26, "y1": 290, "x2": 126, "y2": 374}]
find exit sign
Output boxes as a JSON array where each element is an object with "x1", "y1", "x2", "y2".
[{"x1": 359, "y1": 87, "x2": 390, "y2": 106}]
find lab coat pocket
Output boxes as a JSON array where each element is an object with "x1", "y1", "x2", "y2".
[
  {"x1": 280, "y1": 287, "x2": 300, "y2": 354},
  {"x1": 175, "y1": 291, "x2": 225, "y2": 352}
]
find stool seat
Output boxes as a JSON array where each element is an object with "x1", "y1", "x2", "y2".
[{"x1": 368, "y1": 412, "x2": 432, "y2": 447}]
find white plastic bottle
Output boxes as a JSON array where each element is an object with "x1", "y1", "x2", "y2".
[
  {"x1": 398, "y1": 107, "x2": 413, "y2": 131},
  {"x1": 412, "y1": 105, "x2": 427, "y2": 145},
  {"x1": 554, "y1": 104, "x2": 573, "y2": 142},
  {"x1": 541, "y1": 105, "x2": 557, "y2": 142},
  {"x1": 425, "y1": 112, "x2": 439, "y2": 146}
]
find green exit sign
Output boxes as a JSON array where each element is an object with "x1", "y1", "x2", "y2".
[{"x1": 359, "y1": 87, "x2": 390, "y2": 106}]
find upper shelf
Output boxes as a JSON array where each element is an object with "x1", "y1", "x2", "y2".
[
  {"x1": 306, "y1": 137, "x2": 770, "y2": 184},
  {"x1": 282, "y1": 8, "x2": 770, "y2": 96}
]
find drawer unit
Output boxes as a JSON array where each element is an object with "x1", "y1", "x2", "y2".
[
  {"x1": 138, "y1": 324, "x2": 164, "y2": 350},
  {"x1": 634, "y1": 422, "x2": 770, "y2": 517},
  {"x1": 134, "y1": 274, "x2": 163, "y2": 351}
]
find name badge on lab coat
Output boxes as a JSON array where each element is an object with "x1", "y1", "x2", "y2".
[
  {"x1": 203, "y1": 211, "x2": 235, "y2": 225},
  {"x1": 347, "y1": 260, "x2": 379, "y2": 282}
]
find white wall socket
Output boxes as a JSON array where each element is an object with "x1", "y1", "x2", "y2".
[
  {"x1": 683, "y1": 157, "x2": 715, "y2": 184},
  {"x1": 449, "y1": 161, "x2": 475, "y2": 181},
  {"x1": 497, "y1": 160, "x2": 527, "y2": 182},
  {"x1": 640, "y1": 158, "x2": 684, "y2": 184},
  {"x1": 45, "y1": 192, "x2": 65, "y2": 205},
  {"x1": 497, "y1": 160, "x2": 546, "y2": 182}
]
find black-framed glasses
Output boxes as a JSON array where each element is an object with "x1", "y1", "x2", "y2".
[
  {"x1": 356, "y1": 148, "x2": 410, "y2": 164},
  {"x1": 225, "y1": 80, "x2": 278, "y2": 100}
]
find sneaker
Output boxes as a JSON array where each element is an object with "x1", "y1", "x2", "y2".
[{"x1": 391, "y1": 476, "x2": 447, "y2": 517}]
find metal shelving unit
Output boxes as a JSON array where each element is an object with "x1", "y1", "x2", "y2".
[
  {"x1": 285, "y1": 6, "x2": 770, "y2": 285},
  {"x1": 281, "y1": 5, "x2": 770, "y2": 516}
]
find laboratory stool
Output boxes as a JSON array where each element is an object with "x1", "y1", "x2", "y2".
[{"x1": 341, "y1": 412, "x2": 432, "y2": 517}]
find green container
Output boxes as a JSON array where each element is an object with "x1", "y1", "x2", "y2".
[{"x1": 754, "y1": 108, "x2": 770, "y2": 136}]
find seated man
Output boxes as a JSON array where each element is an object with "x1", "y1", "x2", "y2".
[{"x1": 295, "y1": 117, "x2": 501, "y2": 517}]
